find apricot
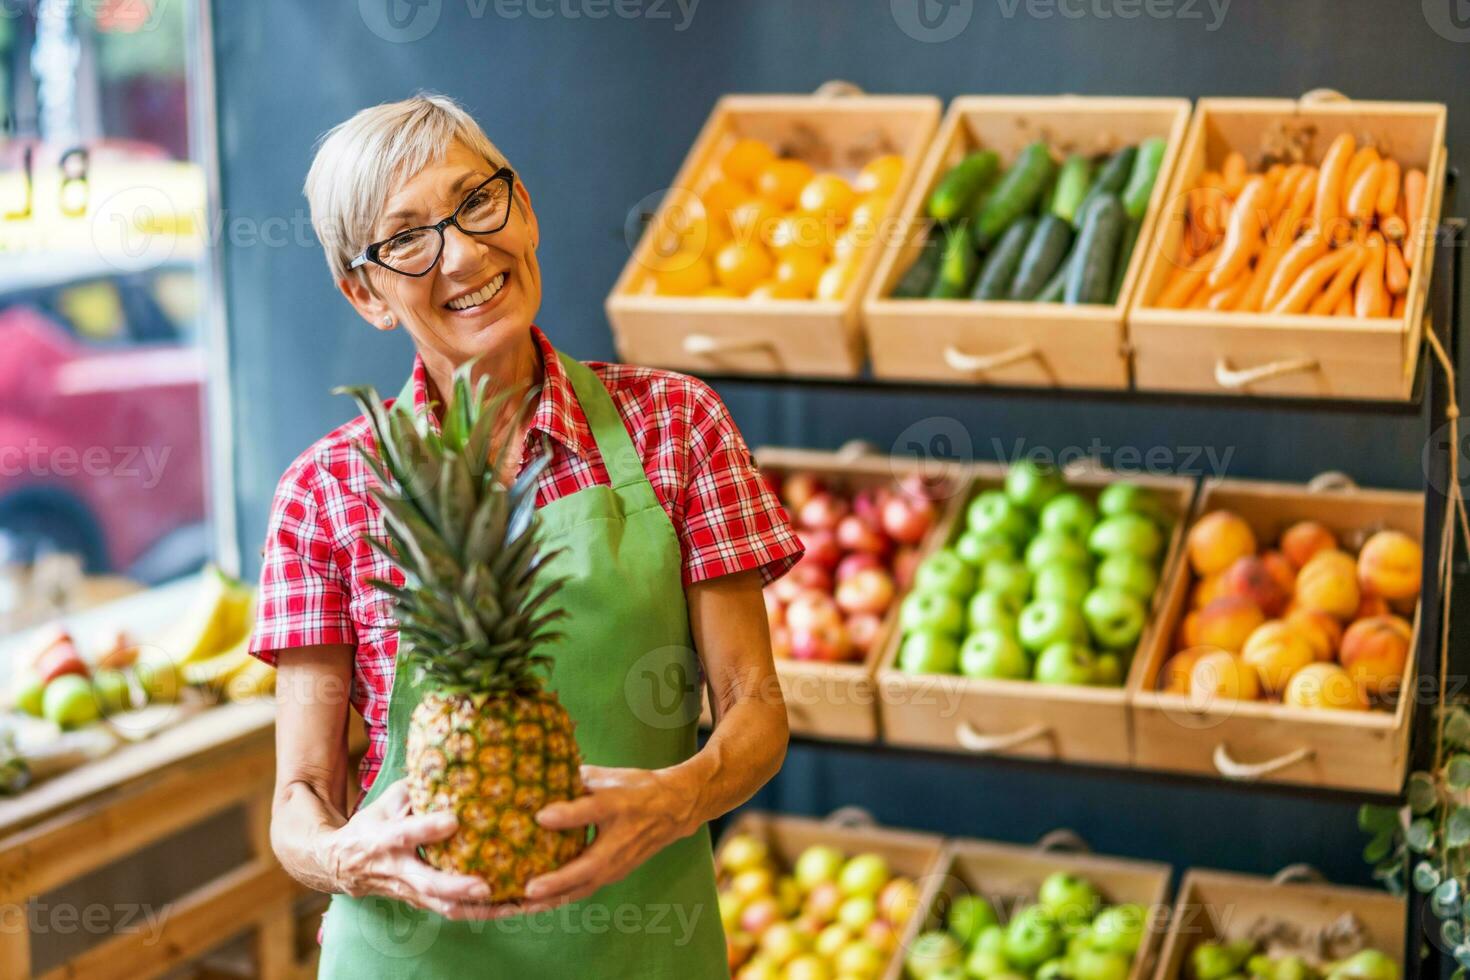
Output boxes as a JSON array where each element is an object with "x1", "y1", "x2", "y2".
[
  {"x1": 1161, "y1": 645, "x2": 1217, "y2": 694},
  {"x1": 1355, "y1": 593, "x2": 1390, "y2": 620},
  {"x1": 1195, "y1": 595, "x2": 1266, "y2": 653},
  {"x1": 1295, "y1": 549, "x2": 1361, "y2": 620},
  {"x1": 1285, "y1": 607, "x2": 1343, "y2": 661},
  {"x1": 1339, "y1": 615, "x2": 1412, "y2": 698},
  {"x1": 1241, "y1": 620, "x2": 1316, "y2": 694},
  {"x1": 1262, "y1": 550, "x2": 1297, "y2": 597},
  {"x1": 1188, "y1": 511, "x2": 1258, "y2": 577},
  {"x1": 1175, "y1": 609, "x2": 1203, "y2": 651},
  {"x1": 1357, "y1": 530, "x2": 1423, "y2": 603},
  {"x1": 1190, "y1": 571, "x2": 1228, "y2": 610},
  {"x1": 1188, "y1": 650, "x2": 1261, "y2": 706},
  {"x1": 1279, "y1": 520, "x2": 1338, "y2": 568},
  {"x1": 1284, "y1": 662, "x2": 1366, "y2": 710},
  {"x1": 1221, "y1": 555, "x2": 1291, "y2": 618}
]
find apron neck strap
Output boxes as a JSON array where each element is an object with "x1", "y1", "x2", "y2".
[{"x1": 555, "y1": 351, "x2": 647, "y2": 490}]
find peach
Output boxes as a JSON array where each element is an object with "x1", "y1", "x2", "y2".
[
  {"x1": 1190, "y1": 571, "x2": 1228, "y2": 610},
  {"x1": 1188, "y1": 510, "x2": 1258, "y2": 577},
  {"x1": 1355, "y1": 592, "x2": 1390, "y2": 620},
  {"x1": 1262, "y1": 550, "x2": 1297, "y2": 598},
  {"x1": 1339, "y1": 615, "x2": 1412, "y2": 698},
  {"x1": 1161, "y1": 645, "x2": 1218, "y2": 694},
  {"x1": 1221, "y1": 555, "x2": 1291, "y2": 617},
  {"x1": 1175, "y1": 609, "x2": 1203, "y2": 650},
  {"x1": 1279, "y1": 520, "x2": 1338, "y2": 568},
  {"x1": 1241, "y1": 620, "x2": 1316, "y2": 694},
  {"x1": 1286, "y1": 607, "x2": 1343, "y2": 661},
  {"x1": 1295, "y1": 549, "x2": 1361, "y2": 620},
  {"x1": 1188, "y1": 650, "x2": 1261, "y2": 706},
  {"x1": 1284, "y1": 662, "x2": 1366, "y2": 710},
  {"x1": 1195, "y1": 595, "x2": 1266, "y2": 653},
  {"x1": 1357, "y1": 530, "x2": 1423, "y2": 603}
]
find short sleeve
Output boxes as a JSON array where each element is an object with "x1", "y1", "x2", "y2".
[
  {"x1": 249, "y1": 459, "x2": 356, "y2": 664},
  {"x1": 677, "y1": 383, "x2": 803, "y2": 587}
]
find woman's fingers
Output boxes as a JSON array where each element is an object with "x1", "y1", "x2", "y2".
[
  {"x1": 523, "y1": 832, "x2": 622, "y2": 902},
  {"x1": 394, "y1": 858, "x2": 493, "y2": 904},
  {"x1": 386, "y1": 811, "x2": 459, "y2": 850},
  {"x1": 536, "y1": 792, "x2": 608, "y2": 831}
]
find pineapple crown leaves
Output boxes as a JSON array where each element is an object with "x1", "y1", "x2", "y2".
[{"x1": 333, "y1": 359, "x2": 569, "y2": 695}]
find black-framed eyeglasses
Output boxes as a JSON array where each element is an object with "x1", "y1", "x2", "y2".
[{"x1": 350, "y1": 168, "x2": 516, "y2": 277}]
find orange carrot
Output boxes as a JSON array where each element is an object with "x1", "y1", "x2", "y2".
[
  {"x1": 1402, "y1": 168, "x2": 1426, "y2": 267},
  {"x1": 1222, "y1": 152, "x2": 1248, "y2": 197},
  {"x1": 1156, "y1": 247, "x2": 1221, "y2": 309},
  {"x1": 1345, "y1": 160, "x2": 1382, "y2": 223},
  {"x1": 1308, "y1": 243, "x2": 1366, "y2": 315},
  {"x1": 1199, "y1": 170, "x2": 1224, "y2": 190},
  {"x1": 1343, "y1": 146, "x2": 1380, "y2": 203},
  {"x1": 1375, "y1": 158, "x2": 1400, "y2": 219},
  {"x1": 1207, "y1": 176, "x2": 1270, "y2": 289},
  {"x1": 1385, "y1": 241, "x2": 1409, "y2": 295},
  {"x1": 1354, "y1": 233, "x2": 1391, "y2": 317},
  {"x1": 1188, "y1": 187, "x2": 1229, "y2": 256},
  {"x1": 1268, "y1": 165, "x2": 1306, "y2": 223},
  {"x1": 1263, "y1": 232, "x2": 1329, "y2": 310},
  {"x1": 1239, "y1": 175, "x2": 1317, "y2": 312},
  {"x1": 1314, "y1": 133, "x2": 1355, "y2": 242},
  {"x1": 1334, "y1": 292, "x2": 1354, "y2": 316},
  {"x1": 1391, "y1": 293, "x2": 1407, "y2": 318},
  {"x1": 1206, "y1": 274, "x2": 1251, "y2": 311},
  {"x1": 1271, "y1": 247, "x2": 1357, "y2": 314}
]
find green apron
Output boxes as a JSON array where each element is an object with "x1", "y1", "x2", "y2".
[{"x1": 318, "y1": 350, "x2": 728, "y2": 979}]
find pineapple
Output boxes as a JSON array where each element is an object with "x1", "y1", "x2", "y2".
[{"x1": 340, "y1": 365, "x2": 587, "y2": 901}]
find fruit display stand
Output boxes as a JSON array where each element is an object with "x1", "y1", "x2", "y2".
[
  {"x1": 876, "y1": 465, "x2": 1195, "y2": 764},
  {"x1": 1129, "y1": 94, "x2": 1447, "y2": 401},
  {"x1": 862, "y1": 96, "x2": 1190, "y2": 389},
  {"x1": 1130, "y1": 476, "x2": 1423, "y2": 793},
  {"x1": 605, "y1": 83, "x2": 940, "y2": 378},
  {"x1": 1152, "y1": 867, "x2": 1406, "y2": 980}
]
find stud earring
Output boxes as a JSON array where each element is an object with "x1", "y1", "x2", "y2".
[{"x1": 381, "y1": 315, "x2": 394, "y2": 328}]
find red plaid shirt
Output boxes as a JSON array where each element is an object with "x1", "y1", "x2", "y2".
[{"x1": 250, "y1": 327, "x2": 801, "y2": 793}]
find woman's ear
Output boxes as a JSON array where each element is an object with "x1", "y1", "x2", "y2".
[
  {"x1": 515, "y1": 180, "x2": 539, "y2": 249},
  {"x1": 339, "y1": 274, "x2": 397, "y2": 331}
]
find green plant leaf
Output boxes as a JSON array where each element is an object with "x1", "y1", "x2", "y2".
[
  {"x1": 1414, "y1": 860, "x2": 1442, "y2": 892},
  {"x1": 1363, "y1": 832, "x2": 1394, "y2": 864},
  {"x1": 1446, "y1": 706, "x2": 1470, "y2": 749},
  {"x1": 1449, "y1": 756, "x2": 1470, "y2": 792},
  {"x1": 1445, "y1": 920, "x2": 1465, "y2": 949},
  {"x1": 1450, "y1": 807, "x2": 1470, "y2": 849},
  {"x1": 1455, "y1": 944, "x2": 1470, "y2": 970},
  {"x1": 1436, "y1": 879, "x2": 1464, "y2": 918},
  {"x1": 1408, "y1": 817, "x2": 1439, "y2": 853},
  {"x1": 1409, "y1": 772, "x2": 1440, "y2": 815},
  {"x1": 1360, "y1": 803, "x2": 1401, "y2": 834}
]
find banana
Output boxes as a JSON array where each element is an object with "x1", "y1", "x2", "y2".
[
  {"x1": 181, "y1": 636, "x2": 255, "y2": 689},
  {"x1": 222, "y1": 659, "x2": 276, "y2": 701},
  {"x1": 162, "y1": 566, "x2": 256, "y2": 666}
]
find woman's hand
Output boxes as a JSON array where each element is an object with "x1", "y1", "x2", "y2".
[
  {"x1": 523, "y1": 764, "x2": 699, "y2": 909},
  {"x1": 328, "y1": 780, "x2": 506, "y2": 920}
]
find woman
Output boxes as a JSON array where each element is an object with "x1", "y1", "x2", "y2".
[{"x1": 250, "y1": 94, "x2": 800, "y2": 977}]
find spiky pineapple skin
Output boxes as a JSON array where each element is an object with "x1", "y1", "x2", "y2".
[{"x1": 406, "y1": 688, "x2": 587, "y2": 901}]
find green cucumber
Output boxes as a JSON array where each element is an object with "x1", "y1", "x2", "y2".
[
  {"x1": 1065, "y1": 193, "x2": 1126, "y2": 305},
  {"x1": 928, "y1": 222, "x2": 979, "y2": 298},
  {"x1": 971, "y1": 141, "x2": 1057, "y2": 249},
  {"x1": 927, "y1": 150, "x2": 1000, "y2": 222},
  {"x1": 1050, "y1": 153, "x2": 1094, "y2": 224},
  {"x1": 1123, "y1": 137, "x2": 1167, "y2": 220},
  {"x1": 1009, "y1": 214, "x2": 1074, "y2": 301},
  {"x1": 1076, "y1": 146, "x2": 1136, "y2": 222},
  {"x1": 1107, "y1": 218, "x2": 1142, "y2": 303},
  {"x1": 891, "y1": 226, "x2": 943, "y2": 298},
  {"x1": 971, "y1": 217, "x2": 1034, "y2": 300}
]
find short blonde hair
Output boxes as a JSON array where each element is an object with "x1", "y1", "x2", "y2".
[{"x1": 304, "y1": 93, "x2": 511, "y2": 282}]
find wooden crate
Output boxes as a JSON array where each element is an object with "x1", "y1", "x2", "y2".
[
  {"x1": 1130, "y1": 477, "x2": 1423, "y2": 793},
  {"x1": 716, "y1": 809, "x2": 948, "y2": 980},
  {"x1": 709, "y1": 446, "x2": 967, "y2": 742},
  {"x1": 862, "y1": 96, "x2": 1191, "y2": 389},
  {"x1": 906, "y1": 835, "x2": 1174, "y2": 980},
  {"x1": 1153, "y1": 868, "x2": 1406, "y2": 980},
  {"x1": 876, "y1": 464, "x2": 1196, "y2": 764},
  {"x1": 1130, "y1": 94, "x2": 1447, "y2": 400},
  {"x1": 606, "y1": 84, "x2": 940, "y2": 378}
]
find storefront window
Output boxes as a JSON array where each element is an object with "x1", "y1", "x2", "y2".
[{"x1": 0, "y1": 0, "x2": 209, "y2": 630}]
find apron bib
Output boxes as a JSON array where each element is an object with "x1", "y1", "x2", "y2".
[{"x1": 318, "y1": 351, "x2": 727, "y2": 979}]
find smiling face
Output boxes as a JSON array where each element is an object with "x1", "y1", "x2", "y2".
[{"x1": 340, "y1": 140, "x2": 542, "y2": 374}]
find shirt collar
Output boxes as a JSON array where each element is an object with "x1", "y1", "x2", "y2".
[{"x1": 403, "y1": 325, "x2": 591, "y2": 459}]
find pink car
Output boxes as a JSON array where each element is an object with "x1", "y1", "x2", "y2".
[{"x1": 0, "y1": 258, "x2": 208, "y2": 583}]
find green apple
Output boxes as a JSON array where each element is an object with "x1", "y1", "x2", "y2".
[
  {"x1": 948, "y1": 892, "x2": 999, "y2": 945},
  {"x1": 1327, "y1": 949, "x2": 1400, "y2": 980},
  {"x1": 967, "y1": 491, "x2": 1035, "y2": 543},
  {"x1": 966, "y1": 948, "x2": 1011, "y2": 978},
  {"x1": 981, "y1": 559, "x2": 1032, "y2": 604},
  {"x1": 836, "y1": 940, "x2": 888, "y2": 978},
  {"x1": 1072, "y1": 948, "x2": 1131, "y2": 980},
  {"x1": 794, "y1": 844, "x2": 845, "y2": 889},
  {"x1": 914, "y1": 549, "x2": 978, "y2": 598},
  {"x1": 42, "y1": 674, "x2": 100, "y2": 729},
  {"x1": 967, "y1": 590, "x2": 1021, "y2": 637},
  {"x1": 9, "y1": 670, "x2": 45, "y2": 717},
  {"x1": 1095, "y1": 553, "x2": 1159, "y2": 601},
  {"x1": 931, "y1": 968, "x2": 971, "y2": 980},
  {"x1": 1092, "y1": 653, "x2": 1124, "y2": 686},
  {"x1": 1025, "y1": 531, "x2": 1092, "y2": 573},
  {"x1": 1088, "y1": 513, "x2": 1164, "y2": 561},
  {"x1": 837, "y1": 894, "x2": 877, "y2": 930},
  {"x1": 1036, "y1": 958, "x2": 1071, "y2": 980},
  {"x1": 1004, "y1": 905, "x2": 1063, "y2": 970},
  {"x1": 1017, "y1": 599, "x2": 1090, "y2": 654},
  {"x1": 1034, "y1": 643, "x2": 1097, "y2": 686},
  {"x1": 1089, "y1": 904, "x2": 1146, "y2": 956},
  {"x1": 92, "y1": 669, "x2": 132, "y2": 715},
  {"x1": 974, "y1": 924, "x2": 1007, "y2": 956},
  {"x1": 1032, "y1": 563, "x2": 1093, "y2": 606},
  {"x1": 1274, "y1": 956, "x2": 1315, "y2": 980},
  {"x1": 838, "y1": 853, "x2": 889, "y2": 897},
  {"x1": 1082, "y1": 586, "x2": 1148, "y2": 650},
  {"x1": 1006, "y1": 459, "x2": 1065, "y2": 512},
  {"x1": 960, "y1": 630, "x2": 1030, "y2": 681},
  {"x1": 900, "y1": 631, "x2": 960, "y2": 674},
  {"x1": 907, "y1": 930, "x2": 964, "y2": 979},
  {"x1": 956, "y1": 531, "x2": 1017, "y2": 568},
  {"x1": 1098, "y1": 482, "x2": 1165, "y2": 521},
  {"x1": 1191, "y1": 941, "x2": 1255, "y2": 980},
  {"x1": 900, "y1": 591, "x2": 966, "y2": 636},
  {"x1": 1040, "y1": 492, "x2": 1098, "y2": 540},
  {"x1": 1039, "y1": 871, "x2": 1102, "y2": 924}
]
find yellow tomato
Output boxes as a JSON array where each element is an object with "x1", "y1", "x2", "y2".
[
  {"x1": 720, "y1": 138, "x2": 775, "y2": 185},
  {"x1": 773, "y1": 250, "x2": 824, "y2": 297},
  {"x1": 831, "y1": 228, "x2": 865, "y2": 265},
  {"x1": 797, "y1": 173, "x2": 857, "y2": 224},
  {"x1": 848, "y1": 195, "x2": 891, "y2": 241},
  {"x1": 814, "y1": 259, "x2": 859, "y2": 301},
  {"x1": 727, "y1": 198, "x2": 782, "y2": 249},
  {"x1": 653, "y1": 252, "x2": 714, "y2": 296},
  {"x1": 700, "y1": 286, "x2": 739, "y2": 298},
  {"x1": 855, "y1": 154, "x2": 905, "y2": 196},
  {"x1": 713, "y1": 241, "x2": 774, "y2": 294},
  {"x1": 700, "y1": 178, "x2": 748, "y2": 229},
  {"x1": 755, "y1": 158, "x2": 816, "y2": 211},
  {"x1": 766, "y1": 214, "x2": 830, "y2": 260},
  {"x1": 748, "y1": 278, "x2": 806, "y2": 300}
]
